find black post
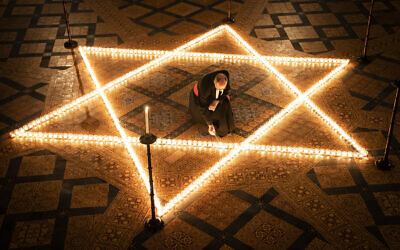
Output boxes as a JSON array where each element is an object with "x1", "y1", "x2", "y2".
[
  {"x1": 139, "y1": 133, "x2": 164, "y2": 232},
  {"x1": 357, "y1": 0, "x2": 375, "y2": 64},
  {"x1": 63, "y1": 0, "x2": 78, "y2": 49},
  {"x1": 225, "y1": 0, "x2": 235, "y2": 23},
  {"x1": 375, "y1": 79, "x2": 400, "y2": 170},
  {"x1": 74, "y1": 48, "x2": 99, "y2": 132}
]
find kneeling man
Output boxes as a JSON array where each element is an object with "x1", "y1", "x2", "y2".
[{"x1": 189, "y1": 70, "x2": 234, "y2": 137}]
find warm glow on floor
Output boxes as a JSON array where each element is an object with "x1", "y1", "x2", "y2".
[{"x1": 10, "y1": 25, "x2": 367, "y2": 218}]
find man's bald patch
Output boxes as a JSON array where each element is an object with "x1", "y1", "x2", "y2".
[{"x1": 214, "y1": 73, "x2": 227, "y2": 89}]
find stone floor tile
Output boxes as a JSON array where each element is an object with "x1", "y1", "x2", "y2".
[
  {"x1": 64, "y1": 215, "x2": 99, "y2": 249},
  {"x1": 41, "y1": 3, "x2": 65, "y2": 14},
  {"x1": 300, "y1": 3, "x2": 323, "y2": 12},
  {"x1": 11, "y1": 6, "x2": 36, "y2": 16},
  {"x1": 186, "y1": 191, "x2": 250, "y2": 230},
  {"x1": 18, "y1": 155, "x2": 56, "y2": 177},
  {"x1": 8, "y1": 180, "x2": 62, "y2": 214},
  {"x1": 327, "y1": 2, "x2": 360, "y2": 13},
  {"x1": 343, "y1": 13, "x2": 368, "y2": 24},
  {"x1": 70, "y1": 183, "x2": 109, "y2": 208},
  {"x1": 37, "y1": 16, "x2": 61, "y2": 26},
  {"x1": 9, "y1": 219, "x2": 55, "y2": 249},
  {"x1": 266, "y1": 2, "x2": 296, "y2": 14},
  {"x1": 322, "y1": 27, "x2": 348, "y2": 38},
  {"x1": 0, "y1": 95, "x2": 44, "y2": 121},
  {"x1": 16, "y1": 0, "x2": 45, "y2": 4},
  {"x1": 0, "y1": 31, "x2": 17, "y2": 42},
  {"x1": 167, "y1": 20, "x2": 205, "y2": 35},
  {"x1": 254, "y1": 27, "x2": 280, "y2": 39},
  {"x1": 379, "y1": 225, "x2": 400, "y2": 248},
  {"x1": 374, "y1": 192, "x2": 400, "y2": 216},
  {"x1": 141, "y1": 12, "x2": 177, "y2": 28},
  {"x1": 305, "y1": 237, "x2": 334, "y2": 250},
  {"x1": 306, "y1": 13, "x2": 340, "y2": 26},
  {"x1": 69, "y1": 12, "x2": 98, "y2": 24},
  {"x1": 313, "y1": 165, "x2": 355, "y2": 188},
  {"x1": 165, "y1": 2, "x2": 201, "y2": 17},
  {"x1": 254, "y1": 14, "x2": 274, "y2": 26},
  {"x1": 234, "y1": 210, "x2": 303, "y2": 249},
  {"x1": 142, "y1": 218, "x2": 213, "y2": 249},
  {"x1": 278, "y1": 15, "x2": 302, "y2": 25},
  {"x1": 121, "y1": 4, "x2": 152, "y2": 19},
  {"x1": 0, "y1": 44, "x2": 13, "y2": 58},
  {"x1": 191, "y1": 9, "x2": 226, "y2": 26},
  {"x1": 284, "y1": 26, "x2": 319, "y2": 40},
  {"x1": 300, "y1": 41, "x2": 328, "y2": 53},
  {"x1": 24, "y1": 27, "x2": 58, "y2": 40},
  {"x1": 19, "y1": 43, "x2": 46, "y2": 55},
  {"x1": 213, "y1": 0, "x2": 242, "y2": 13},
  {"x1": 363, "y1": 58, "x2": 400, "y2": 81}
]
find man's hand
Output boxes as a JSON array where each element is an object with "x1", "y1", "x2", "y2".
[
  {"x1": 208, "y1": 100, "x2": 219, "y2": 111},
  {"x1": 208, "y1": 125, "x2": 216, "y2": 136}
]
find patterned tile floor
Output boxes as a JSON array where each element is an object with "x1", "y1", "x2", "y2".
[{"x1": 1, "y1": 0, "x2": 400, "y2": 249}]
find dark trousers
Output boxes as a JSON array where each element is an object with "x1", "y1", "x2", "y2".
[{"x1": 189, "y1": 91, "x2": 234, "y2": 137}]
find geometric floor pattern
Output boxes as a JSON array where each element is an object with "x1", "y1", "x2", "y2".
[
  {"x1": 0, "y1": 150, "x2": 119, "y2": 249},
  {"x1": 1, "y1": 0, "x2": 123, "y2": 68},
  {"x1": 251, "y1": 0, "x2": 400, "y2": 54},
  {"x1": 0, "y1": 77, "x2": 47, "y2": 135},
  {"x1": 308, "y1": 158, "x2": 400, "y2": 248},
  {"x1": 131, "y1": 188, "x2": 326, "y2": 249},
  {"x1": 0, "y1": 0, "x2": 123, "y2": 137},
  {"x1": 13, "y1": 25, "x2": 366, "y2": 222},
  {"x1": 1, "y1": 0, "x2": 400, "y2": 249},
  {"x1": 117, "y1": 0, "x2": 245, "y2": 36}
]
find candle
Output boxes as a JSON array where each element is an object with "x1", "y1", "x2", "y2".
[{"x1": 145, "y1": 106, "x2": 149, "y2": 134}]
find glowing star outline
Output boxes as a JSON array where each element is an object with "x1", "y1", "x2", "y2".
[{"x1": 10, "y1": 25, "x2": 368, "y2": 218}]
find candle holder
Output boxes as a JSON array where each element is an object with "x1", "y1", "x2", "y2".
[
  {"x1": 357, "y1": 0, "x2": 375, "y2": 64},
  {"x1": 62, "y1": 0, "x2": 78, "y2": 49},
  {"x1": 225, "y1": 0, "x2": 235, "y2": 23},
  {"x1": 140, "y1": 133, "x2": 164, "y2": 232}
]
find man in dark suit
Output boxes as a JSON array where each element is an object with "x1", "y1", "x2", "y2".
[{"x1": 189, "y1": 70, "x2": 234, "y2": 137}]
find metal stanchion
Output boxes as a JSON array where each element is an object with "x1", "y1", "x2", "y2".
[
  {"x1": 375, "y1": 79, "x2": 400, "y2": 170},
  {"x1": 62, "y1": 0, "x2": 78, "y2": 49},
  {"x1": 357, "y1": 0, "x2": 375, "y2": 64},
  {"x1": 140, "y1": 132, "x2": 164, "y2": 232},
  {"x1": 225, "y1": 0, "x2": 235, "y2": 23},
  {"x1": 68, "y1": 32, "x2": 98, "y2": 132}
]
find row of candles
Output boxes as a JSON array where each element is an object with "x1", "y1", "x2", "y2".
[
  {"x1": 14, "y1": 130, "x2": 363, "y2": 158},
  {"x1": 82, "y1": 46, "x2": 347, "y2": 65}
]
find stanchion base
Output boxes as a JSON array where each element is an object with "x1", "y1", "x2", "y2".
[
  {"x1": 64, "y1": 40, "x2": 78, "y2": 49},
  {"x1": 140, "y1": 133, "x2": 157, "y2": 145},
  {"x1": 225, "y1": 15, "x2": 235, "y2": 23},
  {"x1": 375, "y1": 158, "x2": 394, "y2": 170},
  {"x1": 145, "y1": 217, "x2": 164, "y2": 232},
  {"x1": 357, "y1": 56, "x2": 369, "y2": 64}
]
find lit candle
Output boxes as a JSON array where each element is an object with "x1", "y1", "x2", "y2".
[{"x1": 145, "y1": 106, "x2": 149, "y2": 134}]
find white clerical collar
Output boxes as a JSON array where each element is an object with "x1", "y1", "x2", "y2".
[{"x1": 216, "y1": 89, "x2": 223, "y2": 99}]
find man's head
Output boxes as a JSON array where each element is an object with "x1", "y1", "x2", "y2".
[{"x1": 214, "y1": 73, "x2": 228, "y2": 91}]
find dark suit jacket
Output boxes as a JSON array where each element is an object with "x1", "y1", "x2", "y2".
[{"x1": 194, "y1": 70, "x2": 231, "y2": 125}]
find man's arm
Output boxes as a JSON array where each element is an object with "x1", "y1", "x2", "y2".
[{"x1": 197, "y1": 73, "x2": 218, "y2": 125}]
